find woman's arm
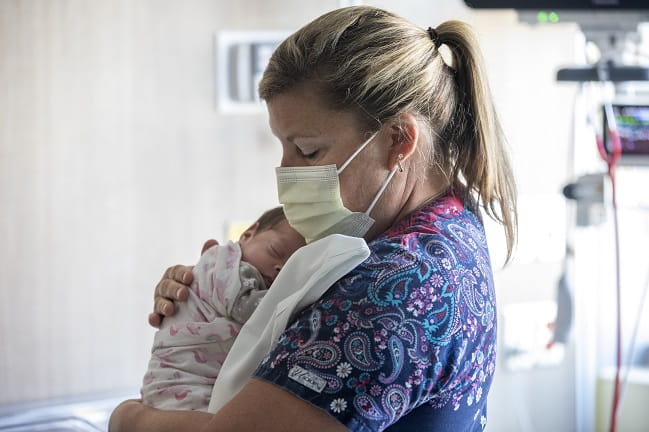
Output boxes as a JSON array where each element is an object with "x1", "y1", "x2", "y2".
[
  {"x1": 202, "y1": 378, "x2": 346, "y2": 432},
  {"x1": 109, "y1": 380, "x2": 346, "y2": 432},
  {"x1": 108, "y1": 400, "x2": 212, "y2": 432}
]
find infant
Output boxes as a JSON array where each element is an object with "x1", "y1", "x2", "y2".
[{"x1": 141, "y1": 207, "x2": 305, "y2": 411}]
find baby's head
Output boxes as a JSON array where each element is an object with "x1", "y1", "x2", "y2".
[{"x1": 238, "y1": 206, "x2": 305, "y2": 288}]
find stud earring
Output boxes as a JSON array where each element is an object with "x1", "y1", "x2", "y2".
[{"x1": 397, "y1": 154, "x2": 404, "y2": 172}]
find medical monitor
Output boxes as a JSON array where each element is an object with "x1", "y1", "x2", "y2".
[
  {"x1": 464, "y1": 1, "x2": 649, "y2": 9},
  {"x1": 464, "y1": 1, "x2": 649, "y2": 31},
  {"x1": 603, "y1": 104, "x2": 649, "y2": 165}
]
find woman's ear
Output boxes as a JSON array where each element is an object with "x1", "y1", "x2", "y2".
[
  {"x1": 239, "y1": 222, "x2": 260, "y2": 243},
  {"x1": 387, "y1": 113, "x2": 419, "y2": 171}
]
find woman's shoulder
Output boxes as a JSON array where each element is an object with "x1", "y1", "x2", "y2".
[
  {"x1": 362, "y1": 194, "x2": 489, "y2": 271},
  {"x1": 332, "y1": 193, "x2": 495, "y2": 331},
  {"x1": 254, "y1": 194, "x2": 498, "y2": 429}
]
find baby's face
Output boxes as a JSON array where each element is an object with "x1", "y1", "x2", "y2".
[{"x1": 239, "y1": 219, "x2": 305, "y2": 288}]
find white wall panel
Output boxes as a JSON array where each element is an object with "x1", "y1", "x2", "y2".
[{"x1": 0, "y1": 0, "x2": 337, "y2": 404}]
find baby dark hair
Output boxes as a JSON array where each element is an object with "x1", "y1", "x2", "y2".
[{"x1": 255, "y1": 206, "x2": 287, "y2": 233}]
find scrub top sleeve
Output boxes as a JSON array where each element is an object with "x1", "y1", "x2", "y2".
[
  {"x1": 252, "y1": 263, "x2": 430, "y2": 431},
  {"x1": 253, "y1": 301, "x2": 378, "y2": 431}
]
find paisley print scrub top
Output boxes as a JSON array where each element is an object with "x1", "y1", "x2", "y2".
[{"x1": 253, "y1": 194, "x2": 497, "y2": 431}]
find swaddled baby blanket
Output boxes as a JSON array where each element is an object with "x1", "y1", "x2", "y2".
[
  {"x1": 207, "y1": 234, "x2": 370, "y2": 413},
  {"x1": 141, "y1": 241, "x2": 266, "y2": 411}
]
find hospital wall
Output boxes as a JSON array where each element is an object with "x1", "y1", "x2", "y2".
[{"x1": 1, "y1": 0, "x2": 580, "y2": 430}]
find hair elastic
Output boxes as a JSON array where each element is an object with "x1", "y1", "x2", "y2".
[{"x1": 427, "y1": 27, "x2": 441, "y2": 49}]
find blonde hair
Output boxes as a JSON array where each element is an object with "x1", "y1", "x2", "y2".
[{"x1": 259, "y1": 6, "x2": 517, "y2": 262}]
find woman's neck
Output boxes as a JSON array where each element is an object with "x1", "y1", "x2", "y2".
[{"x1": 366, "y1": 169, "x2": 449, "y2": 241}]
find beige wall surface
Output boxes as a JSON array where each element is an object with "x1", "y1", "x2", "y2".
[
  {"x1": 0, "y1": 0, "x2": 338, "y2": 403},
  {"x1": 1, "y1": 1, "x2": 582, "y2": 431}
]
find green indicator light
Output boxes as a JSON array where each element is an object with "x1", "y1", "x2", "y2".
[
  {"x1": 549, "y1": 12, "x2": 559, "y2": 23},
  {"x1": 537, "y1": 11, "x2": 548, "y2": 23}
]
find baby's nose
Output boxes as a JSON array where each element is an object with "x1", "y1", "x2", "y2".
[{"x1": 273, "y1": 263, "x2": 283, "y2": 275}]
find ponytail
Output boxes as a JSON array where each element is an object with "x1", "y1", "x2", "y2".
[{"x1": 437, "y1": 21, "x2": 518, "y2": 263}]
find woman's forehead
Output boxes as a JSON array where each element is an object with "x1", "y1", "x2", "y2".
[
  {"x1": 267, "y1": 84, "x2": 361, "y2": 140},
  {"x1": 267, "y1": 89, "x2": 326, "y2": 134}
]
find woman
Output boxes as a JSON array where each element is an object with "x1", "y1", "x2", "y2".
[{"x1": 110, "y1": 6, "x2": 516, "y2": 431}]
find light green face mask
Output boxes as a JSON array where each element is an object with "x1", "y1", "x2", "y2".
[{"x1": 275, "y1": 131, "x2": 399, "y2": 244}]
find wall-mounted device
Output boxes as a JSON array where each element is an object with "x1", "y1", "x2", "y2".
[
  {"x1": 465, "y1": 1, "x2": 649, "y2": 82},
  {"x1": 465, "y1": 0, "x2": 649, "y2": 29},
  {"x1": 215, "y1": 31, "x2": 289, "y2": 113}
]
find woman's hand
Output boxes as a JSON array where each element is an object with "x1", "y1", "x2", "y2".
[{"x1": 148, "y1": 239, "x2": 219, "y2": 328}]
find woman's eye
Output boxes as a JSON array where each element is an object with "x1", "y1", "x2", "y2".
[
  {"x1": 296, "y1": 143, "x2": 319, "y2": 160},
  {"x1": 302, "y1": 150, "x2": 319, "y2": 159}
]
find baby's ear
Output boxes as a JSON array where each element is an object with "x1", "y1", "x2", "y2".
[{"x1": 239, "y1": 222, "x2": 260, "y2": 242}]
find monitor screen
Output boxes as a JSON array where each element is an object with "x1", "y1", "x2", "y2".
[
  {"x1": 464, "y1": 0, "x2": 649, "y2": 9},
  {"x1": 604, "y1": 104, "x2": 649, "y2": 164}
]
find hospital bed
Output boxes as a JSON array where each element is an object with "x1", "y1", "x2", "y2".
[{"x1": 0, "y1": 391, "x2": 137, "y2": 432}]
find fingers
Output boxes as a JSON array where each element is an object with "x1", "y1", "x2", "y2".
[
  {"x1": 156, "y1": 265, "x2": 193, "y2": 300},
  {"x1": 150, "y1": 264, "x2": 193, "y2": 328},
  {"x1": 148, "y1": 312, "x2": 162, "y2": 329},
  {"x1": 150, "y1": 240, "x2": 216, "y2": 330},
  {"x1": 165, "y1": 264, "x2": 194, "y2": 285},
  {"x1": 202, "y1": 239, "x2": 219, "y2": 255},
  {"x1": 149, "y1": 297, "x2": 176, "y2": 329},
  {"x1": 155, "y1": 295, "x2": 175, "y2": 315}
]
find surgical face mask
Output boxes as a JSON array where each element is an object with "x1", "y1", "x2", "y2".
[{"x1": 276, "y1": 131, "x2": 400, "y2": 244}]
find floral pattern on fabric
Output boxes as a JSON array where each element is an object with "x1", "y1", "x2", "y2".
[{"x1": 254, "y1": 195, "x2": 496, "y2": 431}]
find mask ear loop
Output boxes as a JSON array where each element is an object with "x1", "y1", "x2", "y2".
[
  {"x1": 337, "y1": 131, "x2": 380, "y2": 174},
  {"x1": 364, "y1": 165, "x2": 400, "y2": 216},
  {"x1": 365, "y1": 153, "x2": 404, "y2": 216}
]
